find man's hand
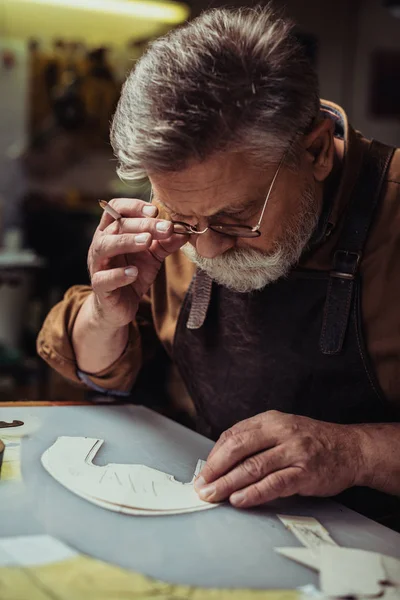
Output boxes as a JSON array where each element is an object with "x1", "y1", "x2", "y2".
[
  {"x1": 195, "y1": 410, "x2": 365, "y2": 508},
  {"x1": 73, "y1": 197, "x2": 188, "y2": 375},
  {"x1": 88, "y1": 197, "x2": 187, "y2": 330}
]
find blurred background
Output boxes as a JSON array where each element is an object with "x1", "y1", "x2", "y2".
[{"x1": 0, "y1": 0, "x2": 399, "y2": 403}]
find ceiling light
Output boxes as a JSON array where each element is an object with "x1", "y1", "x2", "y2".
[{"x1": 14, "y1": 0, "x2": 189, "y2": 24}]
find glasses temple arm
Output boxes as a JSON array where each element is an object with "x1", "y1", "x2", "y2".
[{"x1": 254, "y1": 152, "x2": 287, "y2": 230}]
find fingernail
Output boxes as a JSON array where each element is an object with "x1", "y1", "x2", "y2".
[
  {"x1": 135, "y1": 233, "x2": 150, "y2": 243},
  {"x1": 198, "y1": 484, "x2": 216, "y2": 500},
  {"x1": 194, "y1": 476, "x2": 206, "y2": 491},
  {"x1": 142, "y1": 204, "x2": 157, "y2": 217},
  {"x1": 156, "y1": 221, "x2": 170, "y2": 232},
  {"x1": 124, "y1": 267, "x2": 138, "y2": 277},
  {"x1": 230, "y1": 491, "x2": 246, "y2": 506}
]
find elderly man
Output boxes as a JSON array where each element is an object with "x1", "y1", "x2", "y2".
[{"x1": 38, "y1": 7, "x2": 400, "y2": 528}]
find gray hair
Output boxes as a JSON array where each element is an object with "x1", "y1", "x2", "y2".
[{"x1": 111, "y1": 5, "x2": 320, "y2": 182}]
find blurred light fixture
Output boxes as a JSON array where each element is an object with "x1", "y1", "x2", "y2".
[
  {"x1": 15, "y1": 0, "x2": 189, "y2": 24},
  {"x1": 384, "y1": 0, "x2": 400, "y2": 17}
]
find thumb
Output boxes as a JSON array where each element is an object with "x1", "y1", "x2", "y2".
[{"x1": 151, "y1": 233, "x2": 189, "y2": 260}]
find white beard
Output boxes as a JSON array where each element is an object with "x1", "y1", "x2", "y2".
[
  {"x1": 181, "y1": 187, "x2": 319, "y2": 293},
  {"x1": 181, "y1": 243, "x2": 290, "y2": 292}
]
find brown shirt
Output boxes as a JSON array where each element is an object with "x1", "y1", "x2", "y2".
[{"x1": 37, "y1": 101, "x2": 400, "y2": 411}]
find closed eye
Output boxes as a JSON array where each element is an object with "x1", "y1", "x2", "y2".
[
  {"x1": 171, "y1": 211, "x2": 247, "y2": 223},
  {"x1": 213, "y1": 199, "x2": 263, "y2": 221},
  {"x1": 212, "y1": 212, "x2": 247, "y2": 222},
  {"x1": 212, "y1": 206, "x2": 259, "y2": 221},
  {"x1": 162, "y1": 199, "x2": 262, "y2": 222}
]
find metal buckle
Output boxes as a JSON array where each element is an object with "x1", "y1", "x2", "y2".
[{"x1": 330, "y1": 250, "x2": 361, "y2": 280}]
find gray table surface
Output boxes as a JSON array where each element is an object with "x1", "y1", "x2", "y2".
[{"x1": 1, "y1": 405, "x2": 400, "y2": 589}]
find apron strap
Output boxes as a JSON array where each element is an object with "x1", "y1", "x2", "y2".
[
  {"x1": 320, "y1": 140, "x2": 395, "y2": 355},
  {"x1": 186, "y1": 270, "x2": 213, "y2": 330}
]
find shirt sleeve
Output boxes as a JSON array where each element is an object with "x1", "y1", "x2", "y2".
[{"x1": 37, "y1": 285, "x2": 158, "y2": 393}]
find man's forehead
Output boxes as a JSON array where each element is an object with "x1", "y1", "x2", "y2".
[{"x1": 151, "y1": 154, "x2": 250, "y2": 191}]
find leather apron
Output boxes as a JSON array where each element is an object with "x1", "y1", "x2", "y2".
[{"x1": 173, "y1": 139, "x2": 400, "y2": 526}]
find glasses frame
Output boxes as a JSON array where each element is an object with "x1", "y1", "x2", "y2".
[{"x1": 149, "y1": 147, "x2": 288, "y2": 239}]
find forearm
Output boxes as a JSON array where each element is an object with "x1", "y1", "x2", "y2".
[
  {"x1": 354, "y1": 423, "x2": 400, "y2": 496},
  {"x1": 72, "y1": 293, "x2": 129, "y2": 374}
]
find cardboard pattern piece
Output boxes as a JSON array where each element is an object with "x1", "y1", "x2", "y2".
[
  {"x1": 41, "y1": 436, "x2": 219, "y2": 516},
  {"x1": 275, "y1": 515, "x2": 400, "y2": 598},
  {"x1": 277, "y1": 515, "x2": 337, "y2": 552}
]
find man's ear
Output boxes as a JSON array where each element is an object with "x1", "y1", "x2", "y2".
[{"x1": 303, "y1": 118, "x2": 335, "y2": 182}]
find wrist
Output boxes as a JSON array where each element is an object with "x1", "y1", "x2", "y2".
[
  {"x1": 73, "y1": 294, "x2": 130, "y2": 374},
  {"x1": 88, "y1": 293, "x2": 131, "y2": 335},
  {"x1": 348, "y1": 424, "x2": 375, "y2": 487},
  {"x1": 342, "y1": 423, "x2": 400, "y2": 496}
]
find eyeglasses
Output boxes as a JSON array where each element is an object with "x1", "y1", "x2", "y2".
[{"x1": 150, "y1": 148, "x2": 288, "y2": 239}]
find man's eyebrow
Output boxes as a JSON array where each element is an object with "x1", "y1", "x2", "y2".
[
  {"x1": 153, "y1": 195, "x2": 262, "y2": 218},
  {"x1": 217, "y1": 197, "x2": 262, "y2": 214}
]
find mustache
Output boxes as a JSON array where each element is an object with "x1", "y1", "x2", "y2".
[
  {"x1": 181, "y1": 243, "x2": 288, "y2": 292},
  {"x1": 182, "y1": 243, "x2": 284, "y2": 270}
]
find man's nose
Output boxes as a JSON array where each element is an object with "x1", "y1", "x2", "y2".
[{"x1": 193, "y1": 229, "x2": 235, "y2": 258}]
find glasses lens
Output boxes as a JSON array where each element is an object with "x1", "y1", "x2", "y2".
[
  {"x1": 172, "y1": 222, "x2": 193, "y2": 235},
  {"x1": 209, "y1": 224, "x2": 261, "y2": 238}
]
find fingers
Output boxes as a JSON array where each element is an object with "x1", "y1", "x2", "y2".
[
  {"x1": 205, "y1": 410, "x2": 284, "y2": 466},
  {"x1": 93, "y1": 233, "x2": 154, "y2": 263},
  {"x1": 98, "y1": 199, "x2": 189, "y2": 264},
  {"x1": 99, "y1": 198, "x2": 159, "y2": 230},
  {"x1": 205, "y1": 417, "x2": 264, "y2": 464},
  {"x1": 149, "y1": 234, "x2": 189, "y2": 262},
  {"x1": 197, "y1": 446, "x2": 288, "y2": 503},
  {"x1": 229, "y1": 466, "x2": 302, "y2": 508},
  {"x1": 94, "y1": 220, "x2": 187, "y2": 268},
  {"x1": 104, "y1": 217, "x2": 173, "y2": 239},
  {"x1": 197, "y1": 428, "x2": 274, "y2": 488},
  {"x1": 94, "y1": 213, "x2": 175, "y2": 262},
  {"x1": 91, "y1": 265, "x2": 138, "y2": 296}
]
